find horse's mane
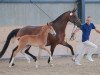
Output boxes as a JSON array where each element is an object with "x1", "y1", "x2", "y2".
[{"x1": 52, "y1": 11, "x2": 70, "y2": 24}]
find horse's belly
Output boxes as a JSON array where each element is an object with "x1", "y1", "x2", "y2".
[{"x1": 27, "y1": 42, "x2": 39, "y2": 47}]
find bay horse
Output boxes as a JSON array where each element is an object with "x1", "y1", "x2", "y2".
[
  {"x1": 9, "y1": 24, "x2": 56, "y2": 68},
  {"x1": 0, "y1": 9, "x2": 81, "y2": 66}
]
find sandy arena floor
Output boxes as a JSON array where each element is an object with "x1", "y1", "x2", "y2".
[{"x1": 0, "y1": 56, "x2": 100, "y2": 75}]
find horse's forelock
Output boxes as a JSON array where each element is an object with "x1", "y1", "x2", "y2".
[{"x1": 72, "y1": 8, "x2": 77, "y2": 12}]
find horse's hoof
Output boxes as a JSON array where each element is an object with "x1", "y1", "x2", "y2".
[
  {"x1": 50, "y1": 63, "x2": 54, "y2": 67},
  {"x1": 9, "y1": 63, "x2": 15, "y2": 67},
  {"x1": 12, "y1": 63, "x2": 15, "y2": 66},
  {"x1": 49, "y1": 62, "x2": 54, "y2": 67},
  {"x1": 48, "y1": 59, "x2": 50, "y2": 63},
  {"x1": 35, "y1": 65, "x2": 38, "y2": 68},
  {"x1": 34, "y1": 58, "x2": 37, "y2": 62},
  {"x1": 27, "y1": 60, "x2": 31, "y2": 63},
  {"x1": 9, "y1": 65, "x2": 12, "y2": 68},
  {"x1": 35, "y1": 61, "x2": 38, "y2": 68},
  {"x1": 72, "y1": 58, "x2": 75, "y2": 62},
  {"x1": 9, "y1": 66, "x2": 11, "y2": 68}
]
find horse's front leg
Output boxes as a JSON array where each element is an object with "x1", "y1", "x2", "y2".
[
  {"x1": 48, "y1": 44, "x2": 57, "y2": 65},
  {"x1": 35, "y1": 48, "x2": 42, "y2": 68},
  {"x1": 40, "y1": 46, "x2": 54, "y2": 66},
  {"x1": 37, "y1": 48, "x2": 42, "y2": 59},
  {"x1": 61, "y1": 41, "x2": 75, "y2": 55}
]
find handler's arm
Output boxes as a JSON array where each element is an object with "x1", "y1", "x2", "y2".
[
  {"x1": 73, "y1": 28, "x2": 80, "y2": 33},
  {"x1": 95, "y1": 28, "x2": 100, "y2": 33}
]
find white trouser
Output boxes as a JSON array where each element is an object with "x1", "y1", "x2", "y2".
[{"x1": 75, "y1": 40, "x2": 98, "y2": 62}]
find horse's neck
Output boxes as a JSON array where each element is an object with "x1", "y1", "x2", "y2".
[
  {"x1": 52, "y1": 14, "x2": 69, "y2": 33},
  {"x1": 38, "y1": 28, "x2": 49, "y2": 41},
  {"x1": 52, "y1": 20, "x2": 68, "y2": 33}
]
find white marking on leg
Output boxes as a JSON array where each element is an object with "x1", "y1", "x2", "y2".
[
  {"x1": 22, "y1": 52, "x2": 30, "y2": 63},
  {"x1": 24, "y1": 53, "x2": 30, "y2": 63},
  {"x1": 35, "y1": 61, "x2": 38, "y2": 68},
  {"x1": 50, "y1": 55, "x2": 53, "y2": 61},
  {"x1": 38, "y1": 48, "x2": 42, "y2": 59},
  {"x1": 50, "y1": 62, "x2": 54, "y2": 67},
  {"x1": 9, "y1": 57, "x2": 15, "y2": 67},
  {"x1": 41, "y1": 46, "x2": 54, "y2": 67},
  {"x1": 49, "y1": 55, "x2": 54, "y2": 67},
  {"x1": 21, "y1": 48, "x2": 31, "y2": 63}
]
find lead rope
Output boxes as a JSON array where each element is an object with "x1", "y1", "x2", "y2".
[
  {"x1": 30, "y1": 0, "x2": 53, "y2": 21},
  {"x1": 69, "y1": 25, "x2": 77, "y2": 41}
]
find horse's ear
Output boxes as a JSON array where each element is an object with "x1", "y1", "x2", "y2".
[
  {"x1": 41, "y1": 26, "x2": 45, "y2": 30},
  {"x1": 47, "y1": 22, "x2": 52, "y2": 27},
  {"x1": 47, "y1": 22, "x2": 50, "y2": 26},
  {"x1": 47, "y1": 23, "x2": 49, "y2": 25},
  {"x1": 72, "y1": 8, "x2": 77, "y2": 12}
]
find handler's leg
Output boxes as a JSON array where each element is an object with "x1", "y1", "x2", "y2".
[
  {"x1": 75, "y1": 43, "x2": 85, "y2": 65},
  {"x1": 85, "y1": 41, "x2": 98, "y2": 61}
]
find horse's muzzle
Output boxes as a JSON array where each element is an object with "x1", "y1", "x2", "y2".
[{"x1": 52, "y1": 33, "x2": 56, "y2": 36}]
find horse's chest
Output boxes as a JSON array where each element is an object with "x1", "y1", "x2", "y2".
[{"x1": 57, "y1": 33, "x2": 65, "y2": 43}]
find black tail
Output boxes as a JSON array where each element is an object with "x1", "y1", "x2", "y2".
[{"x1": 0, "y1": 28, "x2": 20, "y2": 58}]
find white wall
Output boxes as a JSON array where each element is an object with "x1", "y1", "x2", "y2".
[{"x1": 85, "y1": 3, "x2": 100, "y2": 24}]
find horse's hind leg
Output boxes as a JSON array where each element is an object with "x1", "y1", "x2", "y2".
[
  {"x1": 9, "y1": 46, "x2": 18, "y2": 66},
  {"x1": 25, "y1": 45, "x2": 37, "y2": 62},
  {"x1": 21, "y1": 46, "x2": 31, "y2": 63},
  {"x1": 9, "y1": 46, "x2": 21, "y2": 67}
]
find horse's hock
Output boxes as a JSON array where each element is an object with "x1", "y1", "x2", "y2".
[{"x1": 0, "y1": 24, "x2": 100, "y2": 58}]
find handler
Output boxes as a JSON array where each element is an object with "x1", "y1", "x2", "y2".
[{"x1": 73, "y1": 16, "x2": 100, "y2": 65}]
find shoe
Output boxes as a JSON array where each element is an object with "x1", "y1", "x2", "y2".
[
  {"x1": 86, "y1": 56, "x2": 94, "y2": 62},
  {"x1": 75, "y1": 61, "x2": 82, "y2": 65}
]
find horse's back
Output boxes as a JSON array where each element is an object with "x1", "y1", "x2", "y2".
[{"x1": 17, "y1": 26, "x2": 42, "y2": 37}]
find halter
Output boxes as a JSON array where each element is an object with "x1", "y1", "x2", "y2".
[
  {"x1": 68, "y1": 11, "x2": 77, "y2": 41},
  {"x1": 70, "y1": 25, "x2": 77, "y2": 41}
]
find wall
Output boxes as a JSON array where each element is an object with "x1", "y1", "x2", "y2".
[
  {"x1": 85, "y1": 3, "x2": 100, "y2": 24},
  {"x1": 0, "y1": 1, "x2": 100, "y2": 58},
  {"x1": 0, "y1": 3, "x2": 75, "y2": 26}
]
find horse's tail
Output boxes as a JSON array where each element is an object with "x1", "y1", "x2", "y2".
[{"x1": 0, "y1": 28, "x2": 20, "y2": 58}]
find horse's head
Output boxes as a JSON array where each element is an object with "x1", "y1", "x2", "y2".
[
  {"x1": 68, "y1": 8, "x2": 81, "y2": 28},
  {"x1": 47, "y1": 23, "x2": 56, "y2": 36}
]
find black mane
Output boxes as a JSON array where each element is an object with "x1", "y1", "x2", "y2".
[{"x1": 52, "y1": 11, "x2": 70, "y2": 24}]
